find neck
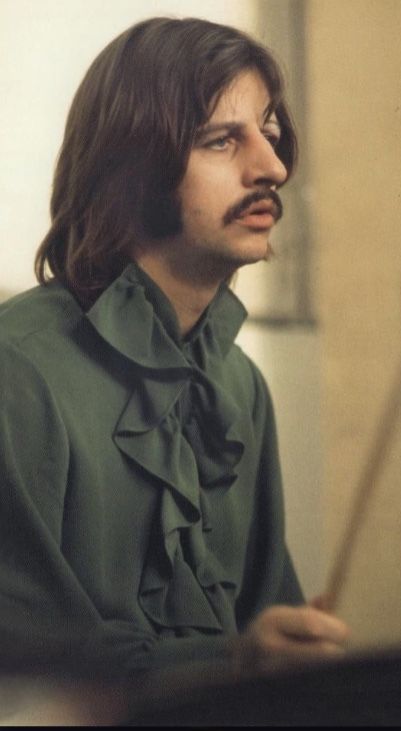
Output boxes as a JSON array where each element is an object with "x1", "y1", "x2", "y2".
[{"x1": 132, "y1": 250, "x2": 223, "y2": 336}]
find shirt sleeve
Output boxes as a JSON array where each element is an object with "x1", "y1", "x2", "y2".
[{"x1": 235, "y1": 359, "x2": 304, "y2": 630}]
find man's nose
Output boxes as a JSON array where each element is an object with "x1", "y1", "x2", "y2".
[{"x1": 242, "y1": 133, "x2": 288, "y2": 189}]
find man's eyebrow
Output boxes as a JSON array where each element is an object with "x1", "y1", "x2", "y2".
[
  {"x1": 195, "y1": 122, "x2": 242, "y2": 142},
  {"x1": 196, "y1": 116, "x2": 282, "y2": 143}
]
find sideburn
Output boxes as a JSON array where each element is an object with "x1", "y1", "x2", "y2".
[{"x1": 141, "y1": 189, "x2": 183, "y2": 239}]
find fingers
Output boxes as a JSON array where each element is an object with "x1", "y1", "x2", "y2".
[
  {"x1": 244, "y1": 604, "x2": 351, "y2": 667},
  {"x1": 259, "y1": 633, "x2": 346, "y2": 660},
  {"x1": 272, "y1": 605, "x2": 350, "y2": 645}
]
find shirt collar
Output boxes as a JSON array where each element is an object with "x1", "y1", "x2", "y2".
[{"x1": 85, "y1": 262, "x2": 247, "y2": 368}]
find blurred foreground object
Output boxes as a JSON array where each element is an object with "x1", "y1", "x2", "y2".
[{"x1": 2, "y1": 647, "x2": 401, "y2": 726}]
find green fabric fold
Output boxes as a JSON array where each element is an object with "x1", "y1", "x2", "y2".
[{"x1": 85, "y1": 264, "x2": 247, "y2": 633}]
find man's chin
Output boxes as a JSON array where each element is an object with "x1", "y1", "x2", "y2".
[{"x1": 231, "y1": 240, "x2": 275, "y2": 266}]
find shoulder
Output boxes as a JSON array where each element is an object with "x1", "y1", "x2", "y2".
[
  {"x1": 0, "y1": 281, "x2": 81, "y2": 349},
  {"x1": 0, "y1": 283, "x2": 89, "y2": 389}
]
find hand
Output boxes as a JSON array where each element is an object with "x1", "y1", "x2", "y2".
[{"x1": 234, "y1": 601, "x2": 350, "y2": 675}]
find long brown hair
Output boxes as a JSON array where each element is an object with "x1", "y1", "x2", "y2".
[{"x1": 35, "y1": 17, "x2": 297, "y2": 308}]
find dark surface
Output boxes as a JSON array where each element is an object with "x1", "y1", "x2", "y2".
[{"x1": 128, "y1": 648, "x2": 401, "y2": 727}]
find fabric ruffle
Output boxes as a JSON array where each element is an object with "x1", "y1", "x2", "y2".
[{"x1": 85, "y1": 264, "x2": 247, "y2": 633}]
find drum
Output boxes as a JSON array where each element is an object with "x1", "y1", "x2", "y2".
[
  {"x1": 128, "y1": 647, "x2": 401, "y2": 726},
  {"x1": 2, "y1": 646, "x2": 401, "y2": 725}
]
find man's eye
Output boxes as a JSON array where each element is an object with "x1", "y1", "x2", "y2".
[
  {"x1": 205, "y1": 136, "x2": 231, "y2": 150},
  {"x1": 263, "y1": 131, "x2": 280, "y2": 149}
]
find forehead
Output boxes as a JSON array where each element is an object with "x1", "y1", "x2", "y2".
[{"x1": 208, "y1": 69, "x2": 273, "y2": 123}]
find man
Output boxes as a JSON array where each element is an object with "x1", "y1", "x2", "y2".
[{"x1": 0, "y1": 17, "x2": 348, "y2": 681}]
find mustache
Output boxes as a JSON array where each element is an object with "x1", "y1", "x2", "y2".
[{"x1": 223, "y1": 188, "x2": 283, "y2": 226}]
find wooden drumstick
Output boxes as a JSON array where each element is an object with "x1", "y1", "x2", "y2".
[{"x1": 325, "y1": 361, "x2": 401, "y2": 611}]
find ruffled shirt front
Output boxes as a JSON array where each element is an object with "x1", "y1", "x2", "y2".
[{"x1": 86, "y1": 264, "x2": 248, "y2": 635}]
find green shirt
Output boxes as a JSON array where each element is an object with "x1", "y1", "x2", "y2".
[{"x1": 0, "y1": 264, "x2": 302, "y2": 678}]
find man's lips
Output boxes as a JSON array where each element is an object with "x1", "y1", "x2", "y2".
[
  {"x1": 236, "y1": 201, "x2": 278, "y2": 229},
  {"x1": 223, "y1": 189, "x2": 283, "y2": 228}
]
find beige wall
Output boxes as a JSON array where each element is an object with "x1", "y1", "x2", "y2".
[{"x1": 306, "y1": 0, "x2": 401, "y2": 648}]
